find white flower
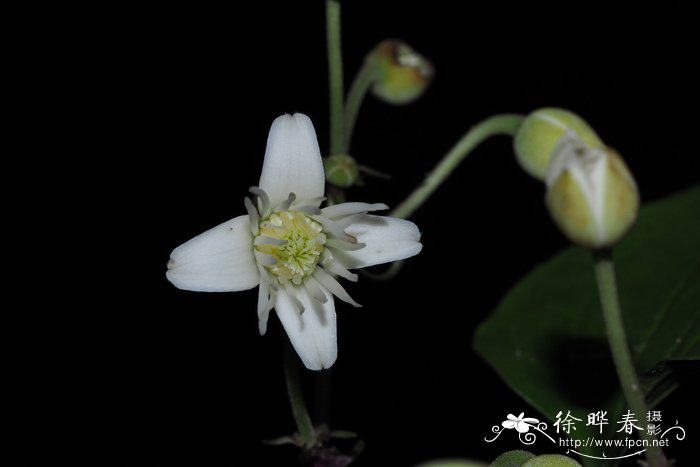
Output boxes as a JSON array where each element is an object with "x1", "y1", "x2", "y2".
[
  {"x1": 502, "y1": 413, "x2": 539, "y2": 433},
  {"x1": 166, "y1": 113, "x2": 422, "y2": 370}
]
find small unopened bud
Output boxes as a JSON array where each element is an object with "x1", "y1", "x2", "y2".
[
  {"x1": 324, "y1": 154, "x2": 359, "y2": 188},
  {"x1": 514, "y1": 108, "x2": 603, "y2": 181},
  {"x1": 545, "y1": 134, "x2": 639, "y2": 249},
  {"x1": 368, "y1": 39, "x2": 433, "y2": 105}
]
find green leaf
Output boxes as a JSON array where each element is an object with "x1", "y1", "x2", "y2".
[{"x1": 473, "y1": 185, "x2": 700, "y2": 460}]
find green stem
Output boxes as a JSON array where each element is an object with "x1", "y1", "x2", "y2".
[
  {"x1": 326, "y1": 0, "x2": 344, "y2": 155},
  {"x1": 390, "y1": 114, "x2": 524, "y2": 219},
  {"x1": 343, "y1": 61, "x2": 377, "y2": 152},
  {"x1": 593, "y1": 249, "x2": 668, "y2": 467},
  {"x1": 284, "y1": 340, "x2": 316, "y2": 448}
]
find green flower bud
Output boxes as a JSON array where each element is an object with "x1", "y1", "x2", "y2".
[
  {"x1": 514, "y1": 108, "x2": 603, "y2": 181},
  {"x1": 368, "y1": 39, "x2": 434, "y2": 105},
  {"x1": 545, "y1": 134, "x2": 639, "y2": 249},
  {"x1": 324, "y1": 154, "x2": 359, "y2": 188},
  {"x1": 521, "y1": 454, "x2": 582, "y2": 467}
]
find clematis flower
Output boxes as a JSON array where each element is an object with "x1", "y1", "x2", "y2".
[
  {"x1": 166, "y1": 113, "x2": 422, "y2": 370},
  {"x1": 502, "y1": 413, "x2": 539, "y2": 433}
]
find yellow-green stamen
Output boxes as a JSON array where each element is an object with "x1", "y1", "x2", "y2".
[{"x1": 256, "y1": 211, "x2": 326, "y2": 285}]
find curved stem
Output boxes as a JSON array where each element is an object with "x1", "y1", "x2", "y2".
[
  {"x1": 284, "y1": 340, "x2": 315, "y2": 448},
  {"x1": 326, "y1": 0, "x2": 344, "y2": 155},
  {"x1": 343, "y1": 61, "x2": 377, "y2": 152},
  {"x1": 593, "y1": 249, "x2": 668, "y2": 467},
  {"x1": 390, "y1": 114, "x2": 524, "y2": 219}
]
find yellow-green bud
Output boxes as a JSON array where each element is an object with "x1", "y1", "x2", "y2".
[
  {"x1": 545, "y1": 134, "x2": 639, "y2": 249},
  {"x1": 521, "y1": 454, "x2": 582, "y2": 467},
  {"x1": 514, "y1": 108, "x2": 603, "y2": 181},
  {"x1": 368, "y1": 39, "x2": 434, "y2": 105},
  {"x1": 324, "y1": 154, "x2": 359, "y2": 188}
]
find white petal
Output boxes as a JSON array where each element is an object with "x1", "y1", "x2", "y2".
[
  {"x1": 258, "y1": 113, "x2": 325, "y2": 207},
  {"x1": 321, "y1": 202, "x2": 388, "y2": 219},
  {"x1": 275, "y1": 286, "x2": 337, "y2": 371},
  {"x1": 502, "y1": 421, "x2": 517, "y2": 429},
  {"x1": 516, "y1": 422, "x2": 531, "y2": 433},
  {"x1": 166, "y1": 215, "x2": 259, "y2": 292},
  {"x1": 337, "y1": 215, "x2": 422, "y2": 268}
]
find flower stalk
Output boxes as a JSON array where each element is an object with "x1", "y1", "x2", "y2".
[
  {"x1": 593, "y1": 249, "x2": 667, "y2": 467},
  {"x1": 326, "y1": 0, "x2": 344, "y2": 155},
  {"x1": 343, "y1": 61, "x2": 376, "y2": 152},
  {"x1": 284, "y1": 339, "x2": 316, "y2": 448},
  {"x1": 391, "y1": 114, "x2": 524, "y2": 219},
  {"x1": 343, "y1": 39, "x2": 433, "y2": 153}
]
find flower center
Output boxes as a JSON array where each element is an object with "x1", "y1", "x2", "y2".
[{"x1": 256, "y1": 210, "x2": 326, "y2": 285}]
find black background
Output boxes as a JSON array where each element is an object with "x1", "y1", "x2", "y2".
[{"x1": 21, "y1": 2, "x2": 698, "y2": 466}]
